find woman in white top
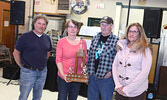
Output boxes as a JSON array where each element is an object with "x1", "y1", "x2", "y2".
[{"x1": 112, "y1": 23, "x2": 152, "y2": 100}]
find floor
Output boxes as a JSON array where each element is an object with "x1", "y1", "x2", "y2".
[
  {"x1": 0, "y1": 68, "x2": 87, "y2": 100},
  {"x1": 0, "y1": 67, "x2": 166, "y2": 100}
]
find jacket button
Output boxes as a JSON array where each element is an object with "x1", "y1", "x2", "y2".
[
  {"x1": 125, "y1": 77, "x2": 129, "y2": 80},
  {"x1": 127, "y1": 63, "x2": 131, "y2": 66}
]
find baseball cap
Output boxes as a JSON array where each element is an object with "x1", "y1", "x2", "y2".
[{"x1": 100, "y1": 16, "x2": 113, "y2": 24}]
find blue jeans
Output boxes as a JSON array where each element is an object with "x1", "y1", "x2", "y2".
[
  {"x1": 57, "y1": 76, "x2": 81, "y2": 100},
  {"x1": 19, "y1": 67, "x2": 47, "y2": 100},
  {"x1": 88, "y1": 75, "x2": 115, "y2": 100}
]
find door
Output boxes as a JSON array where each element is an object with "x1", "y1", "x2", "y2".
[{"x1": 2, "y1": 9, "x2": 16, "y2": 54}]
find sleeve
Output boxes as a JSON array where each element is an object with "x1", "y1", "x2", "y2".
[
  {"x1": 86, "y1": 36, "x2": 95, "y2": 67},
  {"x1": 56, "y1": 39, "x2": 63, "y2": 64},
  {"x1": 123, "y1": 48, "x2": 152, "y2": 96},
  {"x1": 15, "y1": 34, "x2": 25, "y2": 52},
  {"x1": 48, "y1": 36, "x2": 53, "y2": 51},
  {"x1": 112, "y1": 51, "x2": 123, "y2": 90}
]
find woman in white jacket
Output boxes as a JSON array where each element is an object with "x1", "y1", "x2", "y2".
[{"x1": 112, "y1": 23, "x2": 152, "y2": 100}]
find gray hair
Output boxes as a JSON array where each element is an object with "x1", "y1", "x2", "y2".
[{"x1": 31, "y1": 14, "x2": 49, "y2": 30}]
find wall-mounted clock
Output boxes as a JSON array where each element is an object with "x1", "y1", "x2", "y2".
[{"x1": 71, "y1": 0, "x2": 90, "y2": 15}]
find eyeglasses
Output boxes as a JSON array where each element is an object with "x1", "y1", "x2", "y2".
[
  {"x1": 68, "y1": 26, "x2": 77, "y2": 29},
  {"x1": 128, "y1": 30, "x2": 139, "y2": 34}
]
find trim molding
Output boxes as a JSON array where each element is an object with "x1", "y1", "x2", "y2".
[
  {"x1": 0, "y1": 0, "x2": 10, "y2": 3},
  {"x1": 116, "y1": 2, "x2": 167, "y2": 11}
]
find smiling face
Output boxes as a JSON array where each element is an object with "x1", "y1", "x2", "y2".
[
  {"x1": 128, "y1": 25, "x2": 140, "y2": 44},
  {"x1": 100, "y1": 22, "x2": 113, "y2": 36},
  {"x1": 33, "y1": 18, "x2": 47, "y2": 35},
  {"x1": 66, "y1": 21, "x2": 79, "y2": 36}
]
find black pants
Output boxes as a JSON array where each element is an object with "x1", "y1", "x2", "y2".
[{"x1": 115, "y1": 91, "x2": 146, "y2": 100}]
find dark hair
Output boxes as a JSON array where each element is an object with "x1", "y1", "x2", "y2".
[
  {"x1": 65, "y1": 19, "x2": 79, "y2": 29},
  {"x1": 31, "y1": 15, "x2": 49, "y2": 30}
]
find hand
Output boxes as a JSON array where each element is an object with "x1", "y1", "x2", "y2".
[
  {"x1": 82, "y1": 65, "x2": 87, "y2": 74},
  {"x1": 117, "y1": 86, "x2": 126, "y2": 95},
  {"x1": 63, "y1": 74, "x2": 71, "y2": 83},
  {"x1": 81, "y1": 62, "x2": 86, "y2": 68},
  {"x1": 82, "y1": 65, "x2": 87, "y2": 70},
  {"x1": 68, "y1": 67, "x2": 74, "y2": 74},
  {"x1": 104, "y1": 71, "x2": 112, "y2": 78}
]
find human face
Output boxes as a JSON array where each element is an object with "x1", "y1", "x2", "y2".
[
  {"x1": 66, "y1": 21, "x2": 78, "y2": 37},
  {"x1": 100, "y1": 22, "x2": 112, "y2": 36},
  {"x1": 33, "y1": 18, "x2": 47, "y2": 35},
  {"x1": 128, "y1": 26, "x2": 139, "y2": 44}
]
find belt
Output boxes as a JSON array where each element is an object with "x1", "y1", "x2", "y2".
[{"x1": 23, "y1": 65, "x2": 44, "y2": 71}]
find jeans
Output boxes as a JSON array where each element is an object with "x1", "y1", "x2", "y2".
[
  {"x1": 57, "y1": 76, "x2": 81, "y2": 100},
  {"x1": 19, "y1": 67, "x2": 47, "y2": 100},
  {"x1": 88, "y1": 75, "x2": 115, "y2": 100}
]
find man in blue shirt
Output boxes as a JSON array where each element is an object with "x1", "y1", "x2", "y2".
[{"x1": 13, "y1": 15, "x2": 52, "y2": 100}]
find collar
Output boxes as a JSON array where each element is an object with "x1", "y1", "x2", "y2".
[{"x1": 35, "y1": 33, "x2": 43, "y2": 37}]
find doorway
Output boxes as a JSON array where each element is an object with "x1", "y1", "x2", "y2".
[{"x1": 2, "y1": 9, "x2": 16, "y2": 54}]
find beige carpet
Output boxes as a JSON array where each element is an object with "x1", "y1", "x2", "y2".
[{"x1": 0, "y1": 68, "x2": 86, "y2": 100}]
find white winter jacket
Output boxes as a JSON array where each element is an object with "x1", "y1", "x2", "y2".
[{"x1": 112, "y1": 39, "x2": 152, "y2": 97}]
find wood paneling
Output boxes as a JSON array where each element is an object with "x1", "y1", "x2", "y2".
[
  {"x1": 0, "y1": 1, "x2": 16, "y2": 55},
  {"x1": 148, "y1": 44, "x2": 159, "y2": 84}
]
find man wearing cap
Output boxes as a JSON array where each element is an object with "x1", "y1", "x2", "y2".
[{"x1": 86, "y1": 16, "x2": 118, "y2": 100}]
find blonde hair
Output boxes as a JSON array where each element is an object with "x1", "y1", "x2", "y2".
[{"x1": 121, "y1": 23, "x2": 152, "y2": 55}]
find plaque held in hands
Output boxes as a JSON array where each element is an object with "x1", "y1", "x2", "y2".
[{"x1": 66, "y1": 37, "x2": 88, "y2": 83}]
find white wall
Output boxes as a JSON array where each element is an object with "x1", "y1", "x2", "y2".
[
  {"x1": 162, "y1": 11, "x2": 167, "y2": 31},
  {"x1": 119, "y1": 8, "x2": 144, "y2": 33},
  {"x1": 116, "y1": 0, "x2": 167, "y2": 8},
  {"x1": 118, "y1": 8, "x2": 167, "y2": 37},
  {"x1": 67, "y1": 0, "x2": 116, "y2": 26},
  {"x1": 34, "y1": 0, "x2": 57, "y2": 13},
  {"x1": 15, "y1": 0, "x2": 167, "y2": 34}
]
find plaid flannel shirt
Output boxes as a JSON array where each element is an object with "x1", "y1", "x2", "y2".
[{"x1": 87, "y1": 32, "x2": 118, "y2": 78}]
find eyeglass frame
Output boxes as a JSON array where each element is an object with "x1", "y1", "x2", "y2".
[
  {"x1": 128, "y1": 30, "x2": 139, "y2": 34},
  {"x1": 68, "y1": 25, "x2": 78, "y2": 29}
]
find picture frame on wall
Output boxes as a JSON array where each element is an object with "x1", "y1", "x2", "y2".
[{"x1": 55, "y1": 0, "x2": 71, "y2": 14}]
